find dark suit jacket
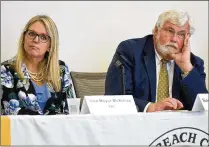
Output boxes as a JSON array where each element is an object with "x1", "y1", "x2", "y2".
[{"x1": 105, "y1": 35, "x2": 208, "y2": 112}]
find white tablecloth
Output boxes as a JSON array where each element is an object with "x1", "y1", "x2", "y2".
[{"x1": 4, "y1": 111, "x2": 209, "y2": 145}]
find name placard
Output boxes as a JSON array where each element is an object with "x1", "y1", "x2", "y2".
[
  {"x1": 80, "y1": 95, "x2": 138, "y2": 114},
  {"x1": 192, "y1": 94, "x2": 208, "y2": 111}
]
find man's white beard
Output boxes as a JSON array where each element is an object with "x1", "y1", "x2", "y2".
[
  {"x1": 156, "y1": 36, "x2": 178, "y2": 57},
  {"x1": 157, "y1": 42, "x2": 170, "y2": 56}
]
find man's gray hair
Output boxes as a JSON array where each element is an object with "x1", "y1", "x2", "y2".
[{"x1": 154, "y1": 9, "x2": 195, "y2": 35}]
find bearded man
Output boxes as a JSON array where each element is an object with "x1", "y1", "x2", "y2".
[{"x1": 105, "y1": 9, "x2": 208, "y2": 112}]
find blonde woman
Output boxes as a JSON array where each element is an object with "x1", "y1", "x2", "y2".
[{"x1": 1, "y1": 15, "x2": 75, "y2": 115}]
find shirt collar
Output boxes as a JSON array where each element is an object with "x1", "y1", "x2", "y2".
[{"x1": 154, "y1": 49, "x2": 174, "y2": 65}]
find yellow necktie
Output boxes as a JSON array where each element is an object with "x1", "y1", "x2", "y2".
[{"x1": 157, "y1": 59, "x2": 169, "y2": 101}]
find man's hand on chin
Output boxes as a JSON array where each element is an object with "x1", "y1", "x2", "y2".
[{"x1": 170, "y1": 35, "x2": 193, "y2": 73}]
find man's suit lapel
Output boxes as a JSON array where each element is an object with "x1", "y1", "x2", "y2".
[
  {"x1": 143, "y1": 37, "x2": 156, "y2": 102},
  {"x1": 172, "y1": 63, "x2": 181, "y2": 99}
]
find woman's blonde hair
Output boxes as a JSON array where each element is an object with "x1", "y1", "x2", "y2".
[{"x1": 15, "y1": 15, "x2": 61, "y2": 92}]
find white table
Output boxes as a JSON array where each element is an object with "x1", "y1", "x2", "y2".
[{"x1": 1, "y1": 111, "x2": 208, "y2": 145}]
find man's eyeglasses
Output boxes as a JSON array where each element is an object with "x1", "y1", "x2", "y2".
[
  {"x1": 161, "y1": 28, "x2": 189, "y2": 40},
  {"x1": 24, "y1": 30, "x2": 51, "y2": 43}
]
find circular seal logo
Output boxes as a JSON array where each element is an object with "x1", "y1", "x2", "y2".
[{"x1": 149, "y1": 127, "x2": 208, "y2": 146}]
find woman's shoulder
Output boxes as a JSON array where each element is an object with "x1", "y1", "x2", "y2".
[
  {"x1": 2, "y1": 57, "x2": 15, "y2": 64},
  {"x1": 1, "y1": 58, "x2": 16, "y2": 71},
  {"x1": 58, "y1": 60, "x2": 70, "y2": 73},
  {"x1": 58, "y1": 60, "x2": 66, "y2": 66},
  {"x1": 1, "y1": 58, "x2": 16, "y2": 88}
]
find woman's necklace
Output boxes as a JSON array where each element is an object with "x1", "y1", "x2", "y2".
[{"x1": 27, "y1": 68, "x2": 44, "y2": 82}]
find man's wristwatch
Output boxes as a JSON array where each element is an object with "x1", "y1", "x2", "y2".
[{"x1": 181, "y1": 70, "x2": 191, "y2": 79}]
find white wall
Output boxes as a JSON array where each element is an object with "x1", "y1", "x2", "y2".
[{"x1": 1, "y1": 1, "x2": 208, "y2": 87}]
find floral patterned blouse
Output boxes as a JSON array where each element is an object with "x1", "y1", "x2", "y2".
[{"x1": 1, "y1": 59, "x2": 76, "y2": 115}]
